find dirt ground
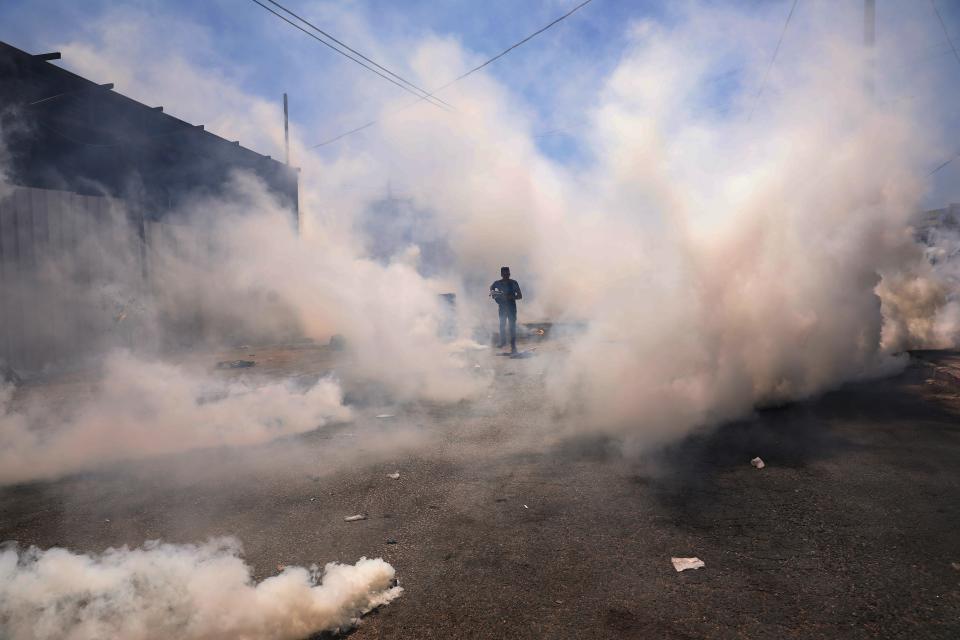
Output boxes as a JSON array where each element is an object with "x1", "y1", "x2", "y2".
[{"x1": 1, "y1": 342, "x2": 959, "y2": 639}]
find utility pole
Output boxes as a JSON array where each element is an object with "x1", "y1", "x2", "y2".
[
  {"x1": 283, "y1": 92, "x2": 290, "y2": 165},
  {"x1": 864, "y1": 0, "x2": 876, "y2": 97}
]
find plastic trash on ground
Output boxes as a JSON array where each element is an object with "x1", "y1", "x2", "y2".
[
  {"x1": 387, "y1": 472, "x2": 400, "y2": 479},
  {"x1": 671, "y1": 557, "x2": 705, "y2": 572},
  {"x1": 344, "y1": 514, "x2": 368, "y2": 522},
  {"x1": 751, "y1": 457, "x2": 766, "y2": 469}
]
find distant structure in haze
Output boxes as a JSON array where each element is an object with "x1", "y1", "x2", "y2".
[
  {"x1": 914, "y1": 204, "x2": 960, "y2": 243},
  {"x1": 0, "y1": 41, "x2": 299, "y2": 373},
  {"x1": 0, "y1": 40, "x2": 298, "y2": 222}
]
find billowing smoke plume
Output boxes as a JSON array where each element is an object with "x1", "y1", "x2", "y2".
[
  {"x1": 5, "y1": 1, "x2": 958, "y2": 457},
  {"x1": 149, "y1": 175, "x2": 485, "y2": 404},
  {"x1": 0, "y1": 537, "x2": 401, "y2": 640},
  {"x1": 3, "y1": 1, "x2": 960, "y2": 638},
  {"x1": 0, "y1": 350, "x2": 348, "y2": 484},
  {"x1": 879, "y1": 224, "x2": 960, "y2": 350}
]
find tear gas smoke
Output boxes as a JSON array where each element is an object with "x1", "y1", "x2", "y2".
[
  {"x1": 0, "y1": 537, "x2": 401, "y2": 640},
  {"x1": 0, "y1": 350, "x2": 348, "y2": 485},
  {"x1": 3, "y1": 2, "x2": 960, "y2": 638},
  {"x1": 879, "y1": 225, "x2": 960, "y2": 350},
  {"x1": 5, "y1": 1, "x2": 960, "y2": 462}
]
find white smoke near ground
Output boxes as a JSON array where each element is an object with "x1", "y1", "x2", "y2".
[
  {"x1": 0, "y1": 350, "x2": 349, "y2": 485},
  {"x1": 879, "y1": 224, "x2": 960, "y2": 351},
  {"x1": 349, "y1": 4, "x2": 946, "y2": 444},
  {"x1": 149, "y1": 175, "x2": 485, "y2": 404},
  {"x1": 16, "y1": 0, "x2": 959, "y2": 449},
  {"x1": 0, "y1": 537, "x2": 401, "y2": 640}
]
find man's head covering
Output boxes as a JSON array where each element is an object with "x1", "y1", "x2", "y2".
[{"x1": 501, "y1": 266, "x2": 510, "y2": 277}]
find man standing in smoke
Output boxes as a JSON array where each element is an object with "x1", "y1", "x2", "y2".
[{"x1": 490, "y1": 266, "x2": 522, "y2": 354}]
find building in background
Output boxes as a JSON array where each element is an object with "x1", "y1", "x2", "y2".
[
  {"x1": 0, "y1": 41, "x2": 299, "y2": 373},
  {"x1": 0, "y1": 40, "x2": 298, "y2": 222}
]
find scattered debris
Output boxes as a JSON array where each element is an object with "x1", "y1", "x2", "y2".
[
  {"x1": 376, "y1": 414, "x2": 395, "y2": 419},
  {"x1": 276, "y1": 563, "x2": 286, "y2": 572},
  {"x1": 216, "y1": 360, "x2": 255, "y2": 369},
  {"x1": 523, "y1": 504, "x2": 529, "y2": 509},
  {"x1": 344, "y1": 514, "x2": 368, "y2": 522},
  {"x1": 309, "y1": 497, "x2": 316, "y2": 501},
  {"x1": 386, "y1": 538, "x2": 398, "y2": 545},
  {"x1": 951, "y1": 562, "x2": 960, "y2": 571},
  {"x1": 554, "y1": 599, "x2": 564, "y2": 605},
  {"x1": 387, "y1": 472, "x2": 400, "y2": 479},
  {"x1": 671, "y1": 557, "x2": 705, "y2": 572},
  {"x1": 751, "y1": 457, "x2": 766, "y2": 469},
  {"x1": 104, "y1": 519, "x2": 110, "y2": 523}
]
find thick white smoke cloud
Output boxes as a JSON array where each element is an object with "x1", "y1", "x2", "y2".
[
  {"x1": 20, "y1": 1, "x2": 956, "y2": 449},
  {"x1": 3, "y1": 2, "x2": 960, "y2": 638},
  {"x1": 0, "y1": 537, "x2": 401, "y2": 640},
  {"x1": 350, "y1": 4, "x2": 945, "y2": 443},
  {"x1": 150, "y1": 175, "x2": 485, "y2": 404},
  {"x1": 0, "y1": 350, "x2": 348, "y2": 484},
  {"x1": 879, "y1": 224, "x2": 960, "y2": 351}
]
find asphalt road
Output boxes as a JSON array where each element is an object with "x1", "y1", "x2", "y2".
[{"x1": 1, "y1": 344, "x2": 958, "y2": 639}]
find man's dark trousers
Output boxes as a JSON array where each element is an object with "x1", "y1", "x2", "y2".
[{"x1": 499, "y1": 304, "x2": 517, "y2": 351}]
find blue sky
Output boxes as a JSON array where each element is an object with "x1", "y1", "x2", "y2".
[{"x1": 3, "y1": 1, "x2": 960, "y2": 204}]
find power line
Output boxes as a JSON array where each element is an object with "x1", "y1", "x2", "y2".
[
  {"x1": 311, "y1": 0, "x2": 597, "y2": 147},
  {"x1": 747, "y1": 0, "x2": 800, "y2": 121},
  {"x1": 433, "y1": 0, "x2": 595, "y2": 92},
  {"x1": 931, "y1": 0, "x2": 960, "y2": 70},
  {"x1": 926, "y1": 1, "x2": 960, "y2": 176},
  {"x1": 260, "y1": 0, "x2": 453, "y2": 110},
  {"x1": 248, "y1": 0, "x2": 450, "y2": 111},
  {"x1": 929, "y1": 152, "x2": 959, "y2": 176}
]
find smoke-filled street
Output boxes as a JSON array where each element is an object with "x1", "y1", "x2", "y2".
[
  {"x1": 2, "y1": 339, "x2": 958, "y2": 638},
  {"x1": 4, "y1": 0, "x2": 960, "y2": 637}
]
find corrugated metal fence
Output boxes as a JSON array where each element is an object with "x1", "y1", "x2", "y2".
[{"x1": 0, "y1": 185, "x2": 145, "y2": 373}]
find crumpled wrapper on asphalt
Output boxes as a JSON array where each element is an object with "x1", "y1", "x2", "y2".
[{"x1": 671, "y1": 557, "x2": 705, "y2": 572}]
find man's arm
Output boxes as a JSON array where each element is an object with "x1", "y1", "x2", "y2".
[{"x1": 513, "y1": 281, "x2": 522, "y2": 300}]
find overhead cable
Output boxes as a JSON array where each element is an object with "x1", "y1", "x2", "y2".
[
  {"x1": 260, "y1": 0, "x2": 453, "y2": 110},
  {"x1": 931, "y1": 0, "x2": 960, "y2": 70},
  {"x1": 747, "y1": 0, "x2": 800, "y2": 121},
  {"x1": 311, "y1": 0, "x2": 597, "y2": 147},
  {"x1": 926, "y1": 1, "x2": 960, "y2": 176},
  {"x1": 248, "y1": 0, "x2": 450, "y2": 111}
]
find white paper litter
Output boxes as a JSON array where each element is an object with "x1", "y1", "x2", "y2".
[
  {"x1": 375, "y1": 414, "x2": 395, "y2": 419},
  {"x1": 387, "y1": 472, "x2": 400, "y2": 479},
  {"x1": 671, "y1": 557, "x2": 705, "y2": 572},
  {"x1": 750, "y1": 457, "x2": 765, "y2": 469},
  {"x1": 344, "y1": 514, "x2": 368, "y2": 522}
]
